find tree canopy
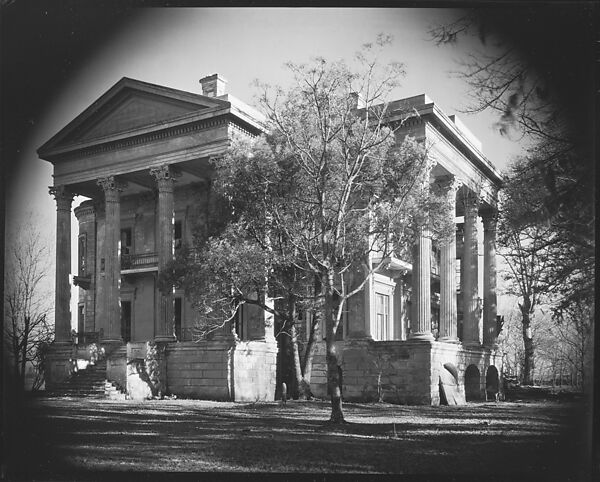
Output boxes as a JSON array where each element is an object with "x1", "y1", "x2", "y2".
[{"x1": 170, "y1": 36, "x2": 448, "y2": 421}]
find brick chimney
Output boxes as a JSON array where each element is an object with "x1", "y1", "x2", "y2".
[
  {"x1": 349, "y1": 92, "x2": 366, "y2": 109},
  {"x1": 199, "y1": 74, "x2": 228, "y2": 97}
]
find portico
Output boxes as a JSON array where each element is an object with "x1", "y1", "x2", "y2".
[
  {"x1": 306, "y1": 95, "x2": 503, "y2": 404},
  {"x1": 39, "y1": 75, "x2": 277, "y2": 400}
]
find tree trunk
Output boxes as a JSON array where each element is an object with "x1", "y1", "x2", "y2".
[
  {"x1": 19, "y1": 317, "x2": 30, "y2": 392},
  {"x1": 298, "y1": 309, "x2": 319, "y2": 399},
  {"x1": 324, "y1": 269, "x2": 344, "y2": 423},
  {"x1": 520, "y1": 303, "x2": 535, "y2": 386}
]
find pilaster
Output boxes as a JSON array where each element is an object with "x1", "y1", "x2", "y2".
[{"x1": 49, "y1": 185, "x2": 74, "y2": 343}]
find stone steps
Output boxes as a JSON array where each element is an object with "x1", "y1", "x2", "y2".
[{"x1": 45, "y1": 358, "x2": 127, "y2": 400}]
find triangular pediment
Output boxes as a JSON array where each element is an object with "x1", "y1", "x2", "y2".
[
  {"x1": 39, "y1": 77, "x2": 229, "y2": 156},
  {"x1": 73, "y1": 90, "x2": 203, "y2": 142}
]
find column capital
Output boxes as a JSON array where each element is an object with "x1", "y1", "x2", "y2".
[
  {"x1": 435, "y1": 175, "x2": 462, "y2": 196},
  {"x1": 97, "y1": 176, "x2": 126, "y2": 202},
  {"x1": 460, "y1": 188, "x2": 480, "y2": 213},
  {"x1": 150, "y1": 164, "x2": 181, "y2": 191},
  {"x1": 481, "y1": 209, "x2": 499, "y2": 231},
  {"x1": 49, "y1": 185, "x2": 74, "y2": 211}
]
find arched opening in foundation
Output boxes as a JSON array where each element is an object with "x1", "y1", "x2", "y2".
[
  {"x1": 485, "y1": 365, "x2": 500, "y2": 401},
  {"x1": 439, "y1": 363, "x2": 460, "y2": 405},
  {"x1": 465, "y1": 364, "x2": 481, "y2": 401}
]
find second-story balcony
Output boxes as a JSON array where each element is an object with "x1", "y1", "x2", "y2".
[{"x1": 121, "y1": 252, "x2": 158, "y2": 274}]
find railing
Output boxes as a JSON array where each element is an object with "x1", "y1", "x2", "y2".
[{"x1": 121, "y1": 252, "x2": 158, "y2": 270}]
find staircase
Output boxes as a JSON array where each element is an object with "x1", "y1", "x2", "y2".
[{"x1": 46, "y1": 359, "x2": 126, "y2": 400}]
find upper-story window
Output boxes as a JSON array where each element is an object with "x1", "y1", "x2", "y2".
[{"x1": 121, "y1": 228, "x2": 132, "y2": 255}]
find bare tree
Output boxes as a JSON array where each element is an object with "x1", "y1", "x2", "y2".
[
  {"x1": 4, "y1": 217, "x2": 54, "y2": 391},
  {"x1": 429, "y1": 9, "x2": 595, "y2": 325}
]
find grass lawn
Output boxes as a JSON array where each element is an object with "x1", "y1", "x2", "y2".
[{"x1": 5, "y1": 395, "x2": 591, "y2": 478}]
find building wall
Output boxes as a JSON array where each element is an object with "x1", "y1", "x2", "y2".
[
  {"x1": 163, "y1": 339, "x2": 277, "y2": 402},
  {"x1": 308, "y1": 338, "x2": 501, "y2": 405},
  {"x1": 166, "y1": 341, "x2": 233, "y2": 400},
  {"x1": 233, "y1": 340, "x2": 277, "y2": 402}
]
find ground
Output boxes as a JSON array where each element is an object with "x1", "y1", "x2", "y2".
[{"x1": 5, "y1": 395, "x2": 591, "y2": 479}]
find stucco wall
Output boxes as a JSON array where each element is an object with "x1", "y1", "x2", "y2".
[
  {"x1": 233, "y1": 340, "x2": 277, "y2": 402},
  {"x1": 308, "y1": 338, "x2": 501, "y2": 405},
  {"x1": 166, "y1": 341, "x2": 234, "y2": 400}
]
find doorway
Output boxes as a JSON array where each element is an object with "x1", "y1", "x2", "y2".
[{"x1": 121, "y1": 300, "x2": 132, "y2": 343}]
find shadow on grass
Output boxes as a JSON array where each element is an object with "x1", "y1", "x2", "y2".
[{"x1": 6, "y1": 396, "x2": 588, "y2": 477}]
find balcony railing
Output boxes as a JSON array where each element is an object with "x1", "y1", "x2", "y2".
[{"x1": 121, "y1": 252, "x2": 158, "y2": 271}]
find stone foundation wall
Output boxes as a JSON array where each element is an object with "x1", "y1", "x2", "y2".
[
  {"x1": 45, "y1": 344, "x2": 76, "y2": 388},
  {"x1": 106, "y1": 348, "x2": 127, "y2": 391},
  {"x1": 166, "y1": 341, "x2": 234, "y2": 400},
  {"x1": 309, "y1": 340, "x2": 433, "y2": 404},
  {"x1": 430, "y1": 342, "x2": 503, "y2": 403},
  {"x1": 233, "y1": 340, "x2": 277, "y2": 402},
  {"x1": 308, "y1": 339, "x2": 502, "y2": 405}
]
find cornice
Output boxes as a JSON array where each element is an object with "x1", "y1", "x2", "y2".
[
  {"x1": 48, "y1": 117, "x2": 230, "y2": 162},
  {"x1": 74, "y1": 202, "x2": 96, "y2": 219}
]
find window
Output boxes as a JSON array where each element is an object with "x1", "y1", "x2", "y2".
[
  {"x1": 78, "y1": 234, "x2": 87, "y2": 275},
  {"x1": 174, "y1": 220, "x2": 183, "y2": 250},
  {"x1": 375, "y1": 293, "x2": 390, "y2": 341},
  {"x1": 121, "y1": 300, "x2": 132, "y2": 343},
  {"x1": 77, "y1": 304, "x2": 85, "y2": 334},
  {"x1": 120, "y1": 228, "x2": 132, "y2": 255},
  {"x1": 174, "y1": 297, "x2": 183, "y2": 340}
]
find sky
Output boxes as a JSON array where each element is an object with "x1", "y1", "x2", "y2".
[{"x1": 4, "y1": 7, "x2": 535, "y2": 326}]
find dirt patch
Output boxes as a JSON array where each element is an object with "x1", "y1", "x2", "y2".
[{"x1": 5, "y1": 396, "x2": 591, "y2": 477}]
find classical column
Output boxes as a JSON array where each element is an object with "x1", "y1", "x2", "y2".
[
  {"x1": 461, "y1": 189, "x2": 480, "y2": 345},
  {"x1": 49, "y1": 185, "x2": 74, "y2": 343},
  {"x1": 410, "y1": 223, "x2": 434, "y2": 341},
  {"x1": 150, "y1": 165, "x2": 176, "y2": 342},
  {"x1": 437, "y1": 177, "x2": 460, "y2": 342},
  {"x1": 482, "y1": 210, "x2": 498, "y2": 346},
  {"x1": 97, "y1": 176, "x2": 124, "y2": 343}
]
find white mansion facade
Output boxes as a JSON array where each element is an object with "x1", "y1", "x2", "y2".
[{"x1": 39, "y1": 74, "x2": 502, "y2": 404}]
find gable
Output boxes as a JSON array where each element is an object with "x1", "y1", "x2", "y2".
[
  {"x1": 65, "y1": 89, "x2": 207, "y2": 143},
  {"x1": 38, "y1": 77, "x2": 231, "y2": 157}
]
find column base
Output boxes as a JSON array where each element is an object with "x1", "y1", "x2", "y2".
[
  {"x1": 154, "y1": 335, "x2": 176, "y2": 343},
  {"x1": 483, "y1": 342, "x2": 499, "y2": 350},
  {"x1": 408, "y1": 332, "x2": 435, "y2": 342},
  {"x1": 438, "y1": 336, "x2": 460, "y2": 344},
  {"x1": 52, "y1": 339, "x2": 74, "y2": 346}
]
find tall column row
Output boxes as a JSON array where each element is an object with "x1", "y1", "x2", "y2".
[
  {"x1": 50, "y1": 164, "x2": 180, "y2": 346},
  {"x1": 407, "y1": 178, "x2": 498, "y2": 347}
]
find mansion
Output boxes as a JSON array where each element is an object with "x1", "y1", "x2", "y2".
[{"x1": 39, "y1": 74, "x2": 503, "y2": 404}]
